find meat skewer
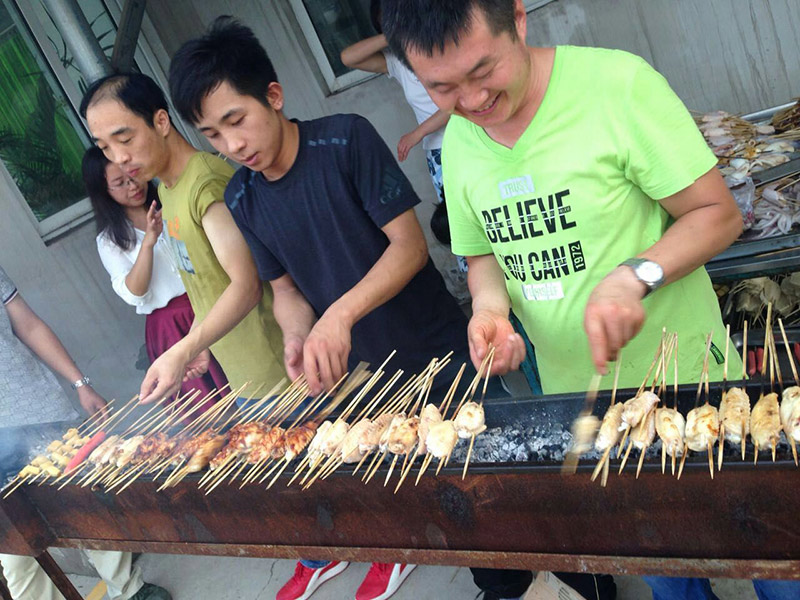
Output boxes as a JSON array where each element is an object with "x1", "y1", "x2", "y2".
[
  {"x1": 655, "y1": 334, "x2": 684, "y2": 476},
  {"x1": 563, "y1": 373, "x2": 602, "y2": 475},
  {"x1": 778, "y1": 318, "x2": 800, "y2": 465},
  {"x1": 616, "y1": 344, "x2": 667, "y2": 456},
  {"x1": 591, "y1": 356, "x2": 623, "y2": 485},
  {"x1": 458, "y1": 347, "x2": 495, "y2": 481},
  {"x1": 719, "y1": 321, "x2": 750, "y2": 465},
  {"x1": 751, "y1": 304, "x2": 782, "y2": 464},
  {"x1": 680, "y1": 333, "x2": 718, "y2": 480}
]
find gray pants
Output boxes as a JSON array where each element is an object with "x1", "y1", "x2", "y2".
[{"x1": 0, "y1": 550, "x2": 143, "y2": 600}]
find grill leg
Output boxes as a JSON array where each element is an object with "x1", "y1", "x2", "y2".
[{"x1": 35, "y1": 551, "x2": 83, "y2": 600}]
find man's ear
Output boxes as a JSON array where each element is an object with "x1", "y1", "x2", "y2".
[
  {"x1": 266, "y1": 82, "x2": 285, "y2": 112},
  {"x1": 153, "y1": 108, "x2": 171, "y2": 137},
  {"x1": 514, "y1": 0, "x2": 528, "y2": 41}
]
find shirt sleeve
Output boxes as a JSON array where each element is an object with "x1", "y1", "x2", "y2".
[
  {"x1": 348, "y1": 115, "x2": 420, "y2": 228},
  {"x1": 620, "y1": 58, "x2": 718, "y2": 200},
  {"x1": 191, "y1": 175, "x2": 229, "y2": 225},
  {"x1": 95, "y1": 234, "x2": 152, "y2": 307},
  {"x1": 0, "y1": 266, "x2": 18, "y2": 305},
  {"x1": 383, "y1": 50, "x2": 398, "y2": 81},
  {"x1": 224, "y1": 179, "x2": 286, "y2": 282},
  {"x1": 442, "y1": 120, "x2": 494, "y2": 257}
]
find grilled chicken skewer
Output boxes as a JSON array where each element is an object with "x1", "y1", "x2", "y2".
[{"x1": 778, "y1": 319, "x2": 800, "y2": 466}]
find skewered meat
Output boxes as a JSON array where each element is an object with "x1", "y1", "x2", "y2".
[
  {"x1": 685, "y1": 404, "x2": 720, "y2": 452},
  {"x1": 210, "y1": 422, "x2": 272, "y2": 469},
  {"x1": 39, "y1": 462, "x2": 61, "y2": 478},
  {"x1": 387, "y1": 416, "x2": 420, "y2": 455},
  {"x1": 379, "y1": 414, "x2": 407, "y2": 452},
  {"x1": 177, "y1": 430, "x2": 218, "y2": 462},
  {"x1": 67, "y1": 435, "x2": 89, "y2": 448},
  {"x1": 340, "y1": 419, "x2": 372, "y2": 463},
  {"x1": 595, "y1": 404, "x2": 624, "y2": 452},
  {"x1": 751, "y1": 392, "x2": 781, "y2": 450},
  {"x1": 284, "y1": 423, "x2": 318, "y2": 460},
  {"x1": 719, "y1": 387, "x2": 751, "y2": 443},
  {"x1": 570, "y1": 415, "x2": 600, "y2": 455},
  {"x1": 186, "y1": 434, "x2": 228, "y2": 473},
  {"x1": 88, "y1": 435, "x2": 117, "y2": 464},
  {"x1": 248, "y1": 427, "x2": 286, "y2": 463},
  {"x1": 47, "y1": 440, "x2": 65, "y2": 454},
  {"x1": 62, "y1": 428, "x2": 79, "y2": 441},
  {"x1": 425, "y1": 420, "x2": 458, "y2": 459},
  {"x1": 307, "y1": 421, "x2": 333, "y2": 460},
  {"x1": 631, "y1": 409, "x2": 656, "y2": 450},
  {"x1": 18, "y1": 465, "x2": 41, "y2": 478},
  {"x1": 454, "y1": 402, "x2": 486, "y2": 439},
  {"x1": 115, "y1": 435, "x2": 145, "y2": 468},
  {"x1": 321, "y1": 420, "x2": 350, "y2": 456},
  {"x1": 780, "y1": 386, "x2": 800, "y2": 441},
  {"x1": 359, "y1": 413, "x2": 394, "y2": 454},
  {"x1": 30, "y1": 455, "x2": 48, "y2": 467},
  {"x1": 133, "y1": 433, "x2": 175, "y2": 464},
  {"x1": 418, "y1": 404, "x2": 443, "y2": 455},
  {"x1": 50, "y1": 453, "x2": 70, "y2": 468},
  {"x1": 620, "y1": 391, "x2": 660, "y2": 431},
  {"x1": 656, "y1": 408, "x2": 685, "y2": 457}
]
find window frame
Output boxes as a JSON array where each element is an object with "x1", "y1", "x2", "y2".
[
  {"x1": 287, "y1": 0, "x2": 376, "y2": 94},
  {"x1": 291, "y1": 0, "x2": 558, "y2": 95},
  {"x1": 5, "y1": 0, "x2": 187, "y2": 242}
]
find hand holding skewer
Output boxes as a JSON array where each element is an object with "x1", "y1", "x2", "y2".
[{"x1": 467, "y1": 309, "x2": 524, "y2": 376}]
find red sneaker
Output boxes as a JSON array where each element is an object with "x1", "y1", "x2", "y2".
[
  {"x1": 276, "y1": 561, "x2": 349, "y2": 600},
  {"x1": 355, "y1": 563, "x2": 416, "y2": 600}
]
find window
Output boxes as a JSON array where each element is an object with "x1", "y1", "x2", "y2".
[
  {"x1": 292, "y1": 0, "x2": 558, "y2": 94},
  {"x1": 289, "y1": 0, "x2": 377, "y2": 93}
]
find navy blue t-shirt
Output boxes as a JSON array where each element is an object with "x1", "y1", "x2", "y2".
[{"x1": 225, "y1": 114, "x2": 468, "y2": 375}]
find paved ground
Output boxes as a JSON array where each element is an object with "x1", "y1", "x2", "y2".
[{"x1": 67, "y1": 553, "x2": 761, "y2": 599}]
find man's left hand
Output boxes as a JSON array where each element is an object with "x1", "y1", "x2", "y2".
[
  {"x1": 184, "y1": 349, "x2": 211, "y2": 381},
  {"x1": 303, "y1": 310, "x2": 352, "y2": 396},
  {"x1": 584, "y1": 266, "x2": 648, "y2": 374},
  {"x1": 77, "y1": 386, "x2": 109, "y2": 423}
]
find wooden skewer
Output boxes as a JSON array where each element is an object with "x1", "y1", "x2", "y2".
[
  {"x1": 601, "y1": 457, "x2": 610, "y2": 487},
  {"x1": 383, "y1": 455, "x2": 399, "y2": 487},
  {"x1": 2, "y1": 476, "x2": 28, "y2": 499},
  {"x1": 741, "y1": 321, "x2": 749, "y2": 461},
  {"x1": 677, "y1": 443, "x2": 688, "y2": 480},
  {"x1": 592, "y1": 354, "x2": 624, "y2": 481},
  {"x1": 266, "y1": 459, "x2": 292, "y2": 489},
  {"x1": 364, "y1": 450, "x2": 387, "y2": 484},
  {"x1": 394, "y1": 448, "x2": 419, "y2": 494},
  {"x1": 592, "y1": 446, "x2": 613, "y2": 482},
  {"x1": 777, "y1": 319, "x2": 799, "y2": 465},
  {"x1": 618, "y1": 441, "x2": 633, "y2": 474},
  {"x1": 718, "y1": 324, "x2": 731, "y2": 472},
  {"x1": 352, "y1": 450, "x2": 372, "y2": 476},
  {"x1": 462, "y1": 434, "x2": 477, "y2": 480},
  {"x1": 415, "y1": 453, "x2": 434, "y2": 486}
]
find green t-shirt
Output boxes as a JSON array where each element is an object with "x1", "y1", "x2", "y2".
[
  {"x1": 159, "y1": 152, "x2": 286, "y2": 392},
  {"x1": 445, "y1": 46, "x2": 741, "y2": 394}
]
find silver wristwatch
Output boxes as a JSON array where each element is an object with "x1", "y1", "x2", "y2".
[
  {"x1": 71, "y1": 376, "x2": 92, "y2": 390},
  {"x1": 619, "y1": 258, "x2": 665, "y2": 297}
]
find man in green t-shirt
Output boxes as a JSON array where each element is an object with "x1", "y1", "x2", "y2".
[
  {"x1": 80, "y1": 74, "x2": 286, "y2": 403},
  {"x1": 383, "y1": 0, "x2": 743, "y2": 396},
  {"x1": 381, "y1": 3, "x2": 800, "y2": 600}
]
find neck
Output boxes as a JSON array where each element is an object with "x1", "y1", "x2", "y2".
[
  {"x1": 126, "y1": 204, "x2": 148, "y2": 230},
  {"x1": 485, "y1": 47, "x2": 553, "y2": 148},
  {"x1": 158, "y1": 133, "x2": 198, "y2": 187},
  {"x1": 261, "y1": 118, "x2": 300, "y2": 181}
]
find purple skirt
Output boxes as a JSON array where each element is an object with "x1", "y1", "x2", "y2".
[{"x1": 145, "y1": 293, "x2": 228, "y2": 416}]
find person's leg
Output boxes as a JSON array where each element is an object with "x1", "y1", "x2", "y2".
[
  {"x1": 0, "y1": 553, "x2": 64, "y2": 600},
  {"x1": 470, "y1": 567, "x2": 532, "y2": 599},
  {"x1": 84, "y1": 550, "x2": 143, "y2": 600},
  {"x1": 642, "y1": 576, "x2": 720, "y2": 600},
  {"x1": 425, "y1": 149, "x2": 445, "y2": 204},
  {"x1": 752, "y1": 578, "x2": 800, "y2": 600}
]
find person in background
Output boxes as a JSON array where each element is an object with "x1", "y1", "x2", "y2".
[
  {"x1": 0, "y1": 265, "x2": 170, "y2": 600},
  {"x1": 341, "y1": 0, "x2": 470, "y2": 303},
  {"x1": 80, "y1": 73, "x2": 287, "y2": 405},
  {"x1": 83, "y1": 147, "x2": 227, "y2": 415}
]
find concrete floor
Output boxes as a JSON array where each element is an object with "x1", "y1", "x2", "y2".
[{"x1": 67, "y1": 553, "x2": 762, "y2": 600}]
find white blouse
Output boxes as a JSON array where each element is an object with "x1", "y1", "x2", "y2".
[{"x1": 96, "y1": 228, "x2": 186, "y2": 315}]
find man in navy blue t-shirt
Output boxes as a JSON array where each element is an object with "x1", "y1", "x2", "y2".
[{"x1": 168, "y1": 17, "x2": 521, "y2": 600}]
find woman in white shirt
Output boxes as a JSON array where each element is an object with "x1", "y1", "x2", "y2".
[{"x1": 83, "y1": 147, "x2": 227, "y2": 411}]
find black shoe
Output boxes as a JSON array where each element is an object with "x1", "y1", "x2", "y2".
[{"x1": 129, "y1": 583, "x2": 172, "y2": 600}]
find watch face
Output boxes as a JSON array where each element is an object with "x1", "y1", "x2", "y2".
[{"x1": 638, "y1": 261, "x2": 664, "y2": 285}]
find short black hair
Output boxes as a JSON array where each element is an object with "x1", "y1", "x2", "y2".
[
  {"x1": 382, "y1": 0, "x2": 517, "y2": 68},
  {"x1": 169, "y1": 15, "x2": 279, "y2": 125},
  {"x1": 80, "y1": 73, "x2": 169, "y2": 126},
  {"x1": 82, "y1": 146, "x2": 159, "y2": 251}
]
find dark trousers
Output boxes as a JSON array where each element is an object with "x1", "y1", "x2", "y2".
[{"x1": 470, "y1": 570, "x2": 616, "y2": 599}]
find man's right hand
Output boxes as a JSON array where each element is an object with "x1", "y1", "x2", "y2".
[
  {"x1": 467, "y1": 309, "x2": 526, "y2": 376},
  {"x1": 139, "y1": 346, "x2": 190, "y2": 403}
]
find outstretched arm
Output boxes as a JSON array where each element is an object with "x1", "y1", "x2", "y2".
[
  {"x1": 6, "y1": 295, "x2": 108, "y2": 418},
  {"x1": 340, "y1": 34, "x2": 389, "y2": 74}
]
